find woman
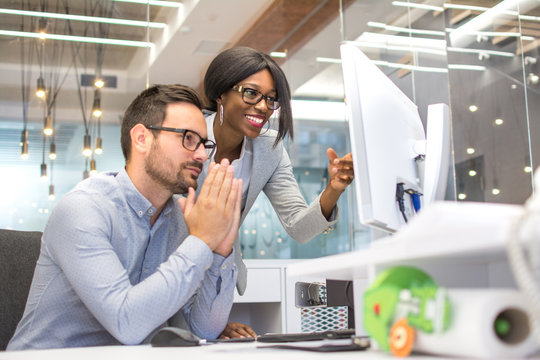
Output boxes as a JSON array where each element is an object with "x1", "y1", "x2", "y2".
[{"x1": 200, "y1": 47, "x2": 354, "y2": 338}]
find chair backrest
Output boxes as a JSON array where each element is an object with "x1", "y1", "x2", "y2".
[{"x1": 0, "y1": 229, "x2": 42, "y2": 350}]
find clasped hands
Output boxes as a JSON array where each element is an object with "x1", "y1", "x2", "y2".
[{"x1": 178, "y1": 159, "x2": 242, "y2": 257}]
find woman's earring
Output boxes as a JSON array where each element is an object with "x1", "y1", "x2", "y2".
[{"x1": 219, "y1": 103, "x2": 224, "y2": 126}]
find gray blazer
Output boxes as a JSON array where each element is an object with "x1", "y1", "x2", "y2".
[{"x1": 198, "y1": 127, "x2": 338, "y2": 295}]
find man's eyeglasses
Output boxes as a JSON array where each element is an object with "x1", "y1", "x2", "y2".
[
  {"x1": 232, "y1": 85, "x2": 280, "y2": 110},
  {"x1": 145, "y1": 125, "x2": 216, "y2": 158}
]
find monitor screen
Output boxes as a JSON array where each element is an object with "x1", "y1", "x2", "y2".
[{"x1": 340, "y1": 43, "x2": 451, "y2": 233}]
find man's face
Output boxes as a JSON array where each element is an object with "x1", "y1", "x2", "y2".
[{"x1": 144, "y1": 102, "x2": 208, "y2": 194}]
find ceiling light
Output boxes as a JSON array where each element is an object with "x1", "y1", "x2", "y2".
[
  {"x1": 270, "y1": 51, "x2": 287, "y2": 58},
  {"x1": 40, "y1": 163, "x2": 48, "y2": 182},
  {"x1": 90, "y1": 159, "x2": 98, "y2": 175},
  {"x1": 0, "y1": 8, "x2": 166, "y2": 28},
  {"x1": 367, "y1": 22, "x2": 445, "y2": 37},
  {"x1": 49, "y1": 142, "x2": 57, "y2": 160},
  {"x1": 392, "y1": 1, "x2": 443, "y2": 12},
  {"x1": 83, "y1": 134, "x2": 92, "y2": 157},
  {"x1": 525, "y1": 166, "x2": 533, "y2": 173},
  {"x1": 448, "y1": 64, "x2": 486, "y2": 71},
  {"x1": 111, "y1": 0, "x2": 182, "y2": 7},
  {"x1": 469, "y1": 170, "x2": 477, "y2": 176},
  {"x1": 447, "y1": 46, "x2": 514, "y2": 58},
  {"x1": 527, "y1": 73, "x2": 539, "y2": 85},
  {"x1": 43, "y1": 115, "x2": 53, "y2": 136},
  {"x1": 469, "y1": 105, "x2": 478, "y2": 112},
  {"x1": 92, "y1": 90, "x2": 102, "y2": 118},
  {"x1": 494, "y1": 118, "x2": 504, "y2": 126},
  {"x1": 0, "y1": 30, "x2": 154, "y2": 48},
  {"x1": 48, "y1": 185, "x2": 55, "y2": 201},
  {"x1": 458, "y1": 193, "x2": 467, "y2": 200},
  {"x1": 466, "y1": 147, "x2": 475, "y2": 155},
  {"x1": 443, "y1": 3, "x2": 488, "y2": 12},
  {"x1": 492, "y1": 188, "x2": 501, "y2": 195},
  {"x1": 95, "y1": 137, "x2": 103, "y2": 155},
  {"x1": 38, "y1": 17, "x2": 47, "y2": 39},
  {"x1": 94, "y1": 79, "x2": 105, "y2": 88},
  {"x1": 36, "y1": 77, "x2": 46, "y2": 98},
  {"x1": 20, "y1": 130, "x2": 29, "y2": 160}
]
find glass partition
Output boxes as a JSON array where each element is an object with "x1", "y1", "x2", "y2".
[{"x1": 2, "y1": 0, "x2": 539, "y2": 259}]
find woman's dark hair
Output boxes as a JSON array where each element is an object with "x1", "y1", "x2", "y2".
[
  {"x1": 120, "y1": 84, "x2": 203, "y2": 162},
  {"x1": 203, "y1": 46, "x2": 293, "y2": 145}
]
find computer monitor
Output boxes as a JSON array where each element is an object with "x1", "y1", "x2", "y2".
[{"x1": 340, "y1": 43, "x2": 452, "y2": 233}]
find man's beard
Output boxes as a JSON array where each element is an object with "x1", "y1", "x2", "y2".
[{"x1": 145, "y1": 142, "x2": 202, "y2": 195}]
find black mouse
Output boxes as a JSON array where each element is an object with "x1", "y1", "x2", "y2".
[{"x1": 150, "y1": 326, "x2": 201, "y2": 347}]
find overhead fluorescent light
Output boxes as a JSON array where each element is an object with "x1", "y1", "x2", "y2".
[
  {"x1": 367, "y1": 21, "x2": 446, "y2": 37},
  {"x1": 392, "y1": 1, "x2": 444, "y2": 12},
  {"x1": 0, "y1": 8, "x2": 166, "y2": 28},
  {"x1": 316, "y1": 57, "x2": 342, "y2": 64},
  {"x1": 447, "y1": 46, "x2": 514, "y2": 57},
  {"x1": 270, "y1": 51, "x2": 287, "y2": 58},
  {"x1": 344, "y1": 34, "x2": 447, "y2": 56},
  {"x1": 111, "y1": 0, "x2": 182, "y2": 7},
  {"x1": 443, "y1": 3, "x2": 490, "y2": 12},
  {"x1": 0, "y1": 29, "x2": 153, "y2": 47},
  {"x1": 315, "y1": 57, "x2": 485, "y2": 73},
  {"x1": 448, "y1": 0, "x2": 526, "y2": 47},
  {"x1": 448, "y1": 64, "x2": 486, "y2": 71}
]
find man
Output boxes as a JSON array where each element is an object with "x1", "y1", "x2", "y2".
[{"x1": 7, "y1": 84, "x2": 242, "y2": 350}]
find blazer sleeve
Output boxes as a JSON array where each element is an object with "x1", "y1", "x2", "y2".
[{"x1": 262, "y1": 143, "x2": 339, "y2": 244}]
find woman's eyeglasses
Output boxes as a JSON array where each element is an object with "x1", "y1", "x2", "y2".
[
  {"x1": 145, "y1": 125, "x2": 216, "y2": 158},
  {"x1": 232, "y1": 85, "x2": 280, "y2": 110}
]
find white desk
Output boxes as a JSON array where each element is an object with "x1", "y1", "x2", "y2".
[{"x1": 0, "y1": 342, "x2": 476, "y2": 360}]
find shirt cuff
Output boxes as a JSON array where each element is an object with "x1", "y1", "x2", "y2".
[
  {"x1": 178, "y1": 235, "x2": 214, "y2": 270},
  {"x1": 207, "y1": 250, "x2": 236, "y2": 277}
]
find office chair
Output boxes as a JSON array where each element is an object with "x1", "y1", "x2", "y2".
[{"x1": 0, "y1": 229, "x2": 42, "y2": 350}]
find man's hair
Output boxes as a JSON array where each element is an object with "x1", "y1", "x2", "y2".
[
  {"x1": 120, "y1": 84, "x2": 203, "y2": 161},
  {"x1": 203, "y1": 46, "x2": 293, "y2": 145}
]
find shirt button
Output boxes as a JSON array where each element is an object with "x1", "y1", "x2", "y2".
[
  {"x1": 221, "y1": 264, "x2": 227, "y2": 270},
  {"x1": 138, "y1": 210, "x2": 143, "y2": 216},
  {"x1": 148, "y1": 209, "x2": 154, "y2": 214}
]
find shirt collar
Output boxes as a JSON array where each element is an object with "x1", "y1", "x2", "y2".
[
  {"x1": 205, "y1": 112, "x2": 247, "y2": 163},
  {"x1": 116, "y1": 168, "x2": 167, "y2": 219}
]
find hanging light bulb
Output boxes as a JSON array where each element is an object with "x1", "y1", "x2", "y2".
[
  {"x1": 49, "y1": 142, "x2": 56, "y2": 160},
  {"x1": 90, "y1": 159, "x2": 97, "y2": 175},
  {"x1": 82, "y1": 134, "x2": 92, "y2": 157},
  {"x1": 48, "y1": 184, "x2": 55, "y2": 201},
  {"x1": 94, "y1": 136, "x2": 103, "y2": 155},
  {"x1": 36, "y1": 77, "x2": 46, "y2": 98},
  {"x1": 20, "y1": 130, "x2": 29, "y2": 160},
  {"x1": 92, "y1": 89, "x2": 102, "y2": 118},
  {"x1": 38, "y1": 17, "x2": 48, "y2": 40},
  {"x1": 43, "y1": 115, "x2": 53, "y2": 136},
  {"x1": 94, "y1": 78, "x2": 105, "y2": 88},
  {"x1": 40, "y1": 163, "x2": 48, "y2": 182}
]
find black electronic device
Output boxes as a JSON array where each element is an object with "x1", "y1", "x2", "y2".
[{"x1": 257, "y1": 328, "x2": 355, "y2": 343}]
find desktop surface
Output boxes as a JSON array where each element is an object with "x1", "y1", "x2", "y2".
[{"x1": 0, "y1": 342, "x2": 517, "y2": 360}]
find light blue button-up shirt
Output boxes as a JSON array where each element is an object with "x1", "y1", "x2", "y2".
[{"x1": 7, "y1": 169, "x2": 237, "y2": 350}]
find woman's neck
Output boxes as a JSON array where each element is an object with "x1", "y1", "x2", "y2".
[{"x1": 213, "y1": 116, "x2": 244, "y2": 163}]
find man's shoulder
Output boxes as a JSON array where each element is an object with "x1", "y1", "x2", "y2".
[{"x1": 64, "y1": 172, "x2": 121, "y2": 202}]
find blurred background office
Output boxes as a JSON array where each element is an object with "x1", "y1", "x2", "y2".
[{"x1": 1, "y1": 0, "x2": 539, "y2": 260}]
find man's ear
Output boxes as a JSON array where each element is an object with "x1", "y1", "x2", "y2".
[{"x1": 130, "y1": 124, "x2": 152, "y2": 155}]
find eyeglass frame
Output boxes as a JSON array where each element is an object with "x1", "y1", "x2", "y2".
[
  {"x1": 145, "y1": 125, "x2": 216, "y2": 158},
  {"x1": 231, "y1": 85, "x2": 280, "y2": 110}
]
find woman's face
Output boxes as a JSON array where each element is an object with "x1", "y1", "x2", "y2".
[{"x1": 221, "y1": 68, "x2": 276, "y2": 138}]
